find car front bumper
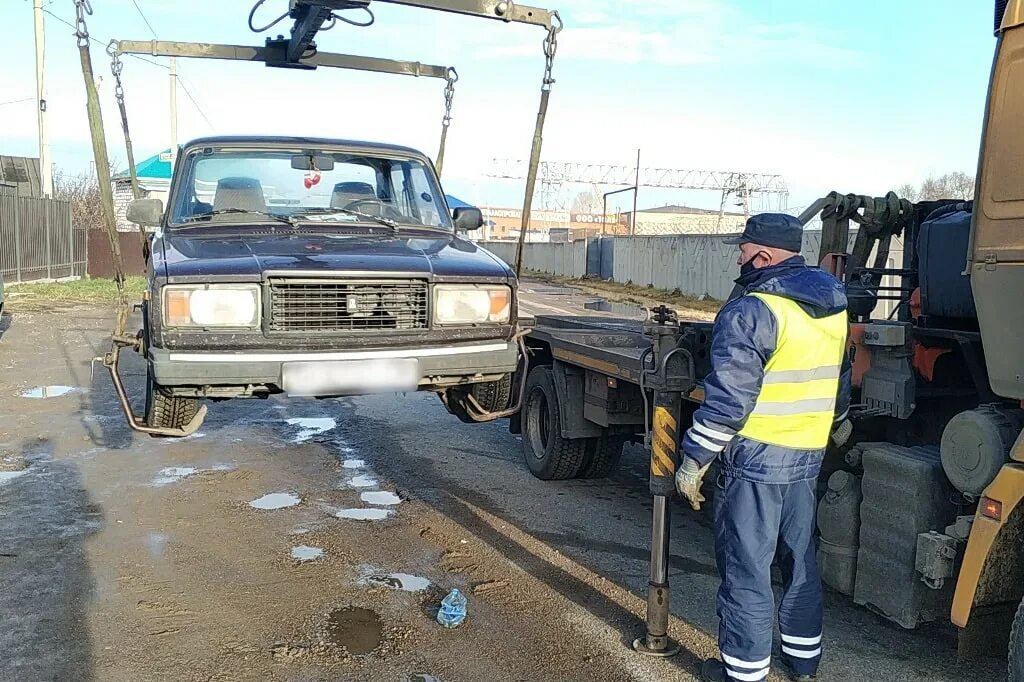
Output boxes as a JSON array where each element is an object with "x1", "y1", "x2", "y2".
[{"x1": 149, "y1": 340, "x2": 519, "y2": 393}]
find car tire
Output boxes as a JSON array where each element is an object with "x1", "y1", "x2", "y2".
[
  {"x1": 1009, "y1": 595, "x2": 1024, "y2": 681},
  {"x1": 522, "y1": 366, "x2": 587, "y2": 480},
  {"x1": 578, "y1": 434, "x2": 626, "y2": 479},
  {"x1": 145, "y1": 371, "x2": 200, "y2": 437},
  {"x1": 441, "y1": 374, "x2": 513, "y2": 424}
]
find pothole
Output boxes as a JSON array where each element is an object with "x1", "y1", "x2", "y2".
[
  {"x1": 20, "y1": 385, "x2": 79, "y2": 399},
  {"x1": 361, "y1": 572, "x2": 431, "y2": 592},
  {"x1": 335, "y1": 508, "x2": 391, "y2": 521},
  {"x1": 249, "y1": 492, "x2": 302, "y2": 510},
  {"x1": 360, "y1": 491, "x2": 401, "y2": 506},
  {"x1": 291, "y1": 545, "x2": 324, "y2": 562},
  {"x1": 326, "y1": 607, "x2": 382, "y2": 655}
]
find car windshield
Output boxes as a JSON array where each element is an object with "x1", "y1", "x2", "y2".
[{"x1": 168, "y1": 146, "x2": 452, "y2": 230}]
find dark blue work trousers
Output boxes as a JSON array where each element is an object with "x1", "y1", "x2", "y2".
[{"x1": 713, "y1": 475, "x2": 823, "y2": 681}]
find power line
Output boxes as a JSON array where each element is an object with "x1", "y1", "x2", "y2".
[
  {"x1": 41, "y1": 8, "x2": 169, "y2": 70},
  {"x1": 0, "y1": 97, "x2": 35, "y2": 107},
  {"x1": 177, "y1": 77, "x2": 215, "y2": 130},
  {"x1": 130, "y1": 0, "x2": 159, "y2": 39}
]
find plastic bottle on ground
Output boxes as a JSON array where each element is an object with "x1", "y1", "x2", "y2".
[{"x1": 436, "y1": 588, "x2": 467, "y2": 628}]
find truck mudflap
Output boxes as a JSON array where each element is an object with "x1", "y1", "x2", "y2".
[{"x1": 952, "y1": 462, "x2": 1024, "y2": 629}]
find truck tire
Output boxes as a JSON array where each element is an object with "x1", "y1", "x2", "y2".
[
  {"x1": 145, "y1": 372, "x2": 200, "y2": 437},
  {"x1": 1009, "y1": 595, "x2": 1024, "y2": 681},
  {"x1": 578, "y1": 434, "x2": 626, "y2": 479},
  {"x1": 522, "y1": 366, "x2": 588, "y2": 480}
]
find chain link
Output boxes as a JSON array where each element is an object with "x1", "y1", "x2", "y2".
[
  {"x1": 74, "y1": 0, "x2": 93, "y2": 48},
  {"x1": 442, "y1": 67, "x2": 458, "y2": 125},
  {"x1": 106, "y1": 41, "x2": 126, "y2": 104},
  {"x1": 542, "y1": 11, "x2": 562, "y2": 88}
]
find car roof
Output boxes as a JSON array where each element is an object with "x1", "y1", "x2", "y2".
[{"x1": 181, "y1": 136, "x2": 428, "y2": 160}]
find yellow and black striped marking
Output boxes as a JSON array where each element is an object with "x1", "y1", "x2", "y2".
[{"x1": 651, "y1": 406, "x2": 678, "y2": 478}]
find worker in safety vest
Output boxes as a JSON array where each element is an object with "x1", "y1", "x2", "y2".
[{"x1": 676, "y1": 213, "x2": 853, "y2": 682}]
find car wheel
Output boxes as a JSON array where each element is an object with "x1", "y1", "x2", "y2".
[
  {"x1": 145, "y1": 371, "x2": 200, "y2": 437},
  {"x1": 578, "y1": 434, "x2": 626, "y2": 479},
  {"x1": 441, "y1": 374, "x2": 513, "y2": 423},
  {"x1": 1009, "y1": 595, "x2": 1024, "y2": 681},
  {"x1": 522, "y1": 366, "x2": 587, "y2": 480}
]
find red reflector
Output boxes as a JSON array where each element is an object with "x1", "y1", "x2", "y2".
[
  {"x1": 607, "y1": 377, "x2": 618, "y2": 389},
  {"x1": 981, "y1": 497, "x2": 1003, "y2": 521}
]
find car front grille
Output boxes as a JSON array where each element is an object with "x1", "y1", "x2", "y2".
[{"x1": 268, "y1": 278, "x2": 429, "y2": 332}]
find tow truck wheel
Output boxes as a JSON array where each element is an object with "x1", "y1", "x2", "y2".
[
  {"x1": 144, "y1": 372, "x2": 200, "y2": 437},
  {"x1": 578, "y1": 435, "x2": 626, "y2": 479},
  {"x1": 522, "y1": 366, "x2": 588, "y2": 480},
  {"x1": 1009, "y1": 595, "x2": 1024, "y2": 681}
]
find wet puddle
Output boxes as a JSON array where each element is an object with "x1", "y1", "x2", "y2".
[
  {"x1": 583, "y1": 298, "x2": 646, "y2": 318},
  {"x1": 327, "y1": 607, "x2": 382, "y2": 655},
  {"x1": 361, "y1": 572, "x2": 431, "y2": 592},
  {"x1": 286, "y1": 417, "x2": 337, "y2": 443},
  {"x1": 0, "y1": 469, "x2": 28, "y2": 485},
  {"x1": 250, "y1": 492, "x2": 302, "y2": 510},
  {"x1": 348, "y1": 475, "x2": 378, "y2": 488},
  {"x1": 342, "y1": 459, "x2": 366, "y2": 469},
  {"x1": 146, "y1": 532, "x2": 169, "y2": 557},
  {"x1": 360, "y1": 491, "x2": 401, "y2": 506},
  {"x1": 152, "y1": 467, "x2": 198, "y2": 486},
  {"x1": 409, "y1": 675, "x2": 441, "y2": 682},
  {"x1": 290, "y1": 545, "x2": 324, "y2": 562},
  {"x1": 20, "y1": 385, "x2": 79, "y2": 399},
  {"x1": 335, "y1": 508, "x2": 391, "y2": 521}
]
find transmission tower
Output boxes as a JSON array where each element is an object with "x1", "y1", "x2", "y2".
[{"x1": 487, "y1": 159, "x2": 790, "y2": 228}]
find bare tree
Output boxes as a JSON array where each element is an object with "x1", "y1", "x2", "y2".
[
  {"x1": 53, "y1": 162, "x2": 120, "y2": 232},
  {"x1": 897, "y1": 172, "x2": 975, "y2": 202},
  {"x1": 571, "y1": 186, "x2": 604, "y2": 214}
]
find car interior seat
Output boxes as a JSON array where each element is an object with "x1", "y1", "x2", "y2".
[{"x1": 213, "y1": 177, "x2": 267, "y2": 212}]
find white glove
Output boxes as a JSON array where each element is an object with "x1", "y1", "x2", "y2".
[
  {"x1": 675, "y1": 457, "x2": 713, "y2": 511},
  {"x1": 831, "y1": 418, "x2": 853, "y2": 447}
]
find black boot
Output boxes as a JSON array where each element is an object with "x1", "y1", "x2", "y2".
[
  {"x1": 700, "y1": 659, "x2": 727, "y2": 682},
  {"x1": 779, "y1": 658, "x2": 817, "y2": 681}
]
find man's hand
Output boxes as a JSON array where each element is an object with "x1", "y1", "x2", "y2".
[{"x1": 675, "y1": 456, "x2": 712, "y2": 511}]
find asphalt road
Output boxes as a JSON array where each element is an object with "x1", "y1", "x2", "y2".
[{"x1": 0, "y1": 289, "x2": 1004, "y2": 681}]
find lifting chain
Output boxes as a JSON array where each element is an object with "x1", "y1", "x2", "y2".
[
  {"x1": 542, "y1": 11, "x2": 562, "y2": 89},
  {"x1": 435, "y1": 67, "x2": 459, "y2": 177},
  {"x1": 74, "y1": 0, "x2": 92, "y2": 48},
  {"x1": 107, "y1": 40, "x2": 150, "y2": 256}
]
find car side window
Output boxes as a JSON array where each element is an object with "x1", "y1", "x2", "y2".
[{"x1": 390, "y1": 163, "x2": 441, "y2": 226}]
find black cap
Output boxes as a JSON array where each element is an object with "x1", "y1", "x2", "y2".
[{"x1": 723, "y1": 213, "x2": 803, "y2": 253}]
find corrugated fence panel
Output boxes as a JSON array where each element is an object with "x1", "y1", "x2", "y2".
[{"x1": 0, "y1": 195, "x2": 77, "y2": 283}]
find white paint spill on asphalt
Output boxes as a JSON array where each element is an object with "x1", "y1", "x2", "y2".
[
  {"x1": 349, "y1": 475, "x2": 378, "y2": 488},
  {"x1": 146, "y1": 532, "x2": 169, "y2": 557},
  {"x1": 20, "y1": 385, "x2": 78, "y2": 399},
  {"x1": 361, "y1": 491, "x2": 401, "y2": 506},
  {"x1": 290, "y1": 545, "x2": 324, "y2": 561},
  {"x1": 0, "y1": 470, "x2": 28, "y2": 485},
  {"x1": 361, "y1": 572, "x2": 431, "y2": 592},
  {"x1": 342, "y1": 459, "x2": 366, "y2": 469},
  {"x1": 151, "y1": 467, "x2": 198, "y2": 486},
  {"x1": 250, "y1": 492, "x2": 302, "y2": 510},
  {"x1": 286, "y1": 417, "x2": 336, "y2": 443},
  {"x1": 335, "y1": 508, "x2": 391, "y2": 521}
]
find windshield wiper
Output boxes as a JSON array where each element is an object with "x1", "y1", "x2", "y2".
[
  {"x1": 179, "y1": 208, "x2": 296, "y2": 226},
  {"x1": 292, "y1": 207, "x2": 398, "y2": 231}
]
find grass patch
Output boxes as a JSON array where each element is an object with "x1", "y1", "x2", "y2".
[
  {"x1": 6, "y1": 276, "x2": 147, "y2": 309},
  {"x1": 522, "y1": 271, "x2": 722, "y2": 320}
]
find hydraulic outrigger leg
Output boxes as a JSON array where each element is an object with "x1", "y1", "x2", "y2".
[{"x1": 634, "y1": 306, "x2": 694, "y2": 657}]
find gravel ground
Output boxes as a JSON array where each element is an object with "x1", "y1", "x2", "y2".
[{"x1": 0, "y1": 303, "x2": 1004, "y2": 681}]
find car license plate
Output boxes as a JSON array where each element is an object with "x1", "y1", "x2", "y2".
[{"x1": 282, "y1": 358, "x2": 420, "y2": 397}]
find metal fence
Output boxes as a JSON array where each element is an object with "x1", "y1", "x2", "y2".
[{"x1": 0, "y1": 195, "x2": 85, "y2": 283}]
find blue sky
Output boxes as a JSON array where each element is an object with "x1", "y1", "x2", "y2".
[{"x1": 0, "y1": 0, "x2": 996, "y2": 213}]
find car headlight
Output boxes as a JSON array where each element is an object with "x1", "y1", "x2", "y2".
[
  {"x1": 163, "y1": 284, "x2": 261, "y2": 328},
  {"x1": 433, "y1": 285, "x2": 511, "y2": 325}
]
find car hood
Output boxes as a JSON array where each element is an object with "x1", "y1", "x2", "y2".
[{"x1": 156, "y1": 229, "x2": 512, "y2": 281}]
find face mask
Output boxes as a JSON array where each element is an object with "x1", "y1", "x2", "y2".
[{"x1": 740, "y1": 251, "x2": 767, "y2": 277}]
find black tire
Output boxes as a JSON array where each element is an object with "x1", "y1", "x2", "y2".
[
  {"x1": 578, "y1": 434, "x2": 626, "y2": 479},
  {"x1": 1009, "y1": 595, "x2": 1024, "y2": 681},
  {"x1": 145, "y1": 371, "x2": 200, "y2": 437},
  {"x1": 441, "y1": 374, "x2": 513, "y2": 424},
  {"x1": 522, "y1": 366, "x2": 588, "y2": 480}
]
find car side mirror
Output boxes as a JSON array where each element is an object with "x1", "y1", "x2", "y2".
[
  {"x1": 127, "y1": 198, "x2": 164, "y2": 229},
  {"x1": 452, "y1": 207, "x2": 484, "y2": 231}
]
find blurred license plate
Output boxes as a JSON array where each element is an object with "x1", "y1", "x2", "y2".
[{"x1": 282, "y1": 359, "x2": 420, "y2": 397}]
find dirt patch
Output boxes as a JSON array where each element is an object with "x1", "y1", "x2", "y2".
[{"x1": 522, "y1": 272, "x2": 722, "y2": 320}]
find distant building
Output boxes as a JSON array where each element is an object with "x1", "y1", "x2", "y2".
[
  {"x1": 479, "y1": 206, "x2": 629, "y2": 242},
  {"x1": 113, "y1": 149, "x2": 173, "y2": 232},
  {"x1": 0, "y1": 156, "x2": 43, "y2": 198},
  {"x1": 624, "y1": 205, "x2": 747, "y2": 236}
]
